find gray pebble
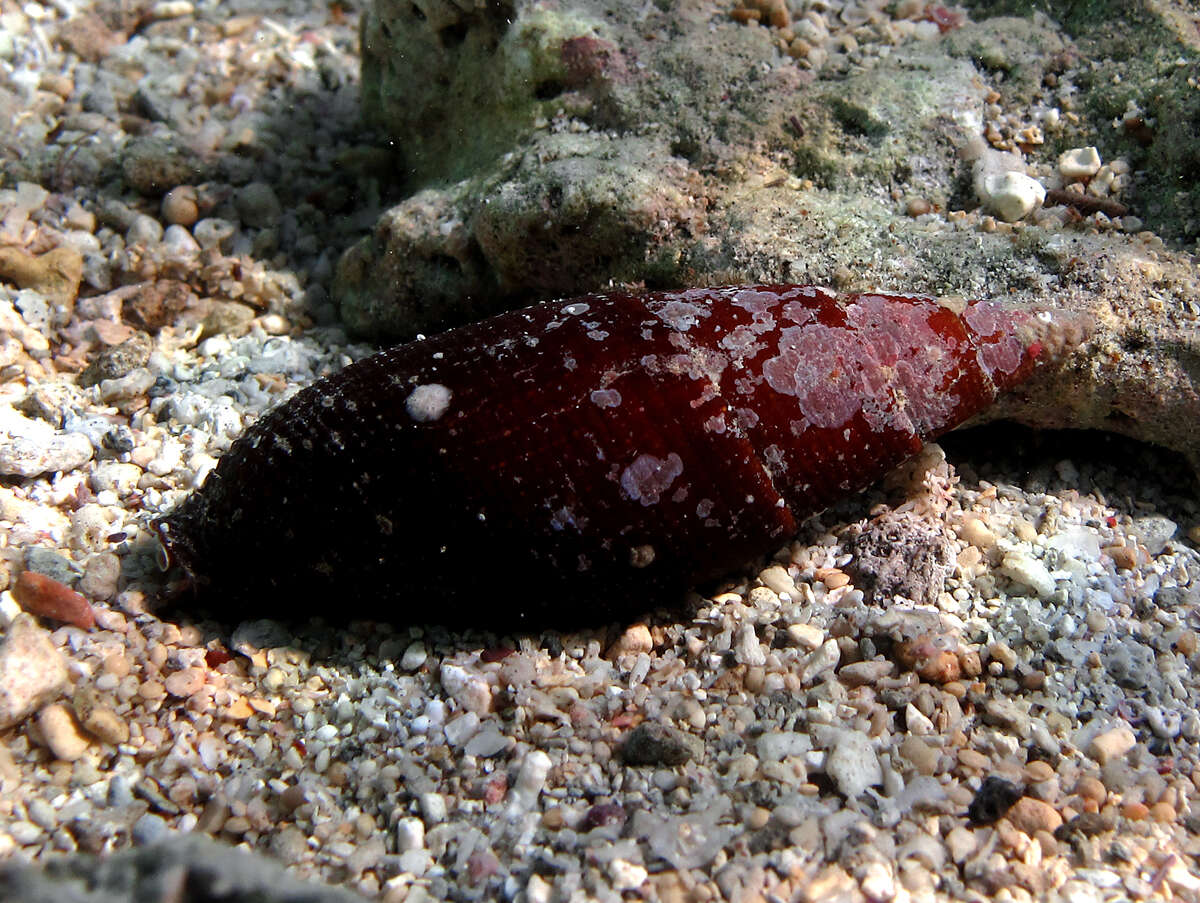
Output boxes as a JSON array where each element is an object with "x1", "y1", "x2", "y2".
[
  {"x1": 620, "y1": 722, "x2": 702, "y2": 766},
  {"x1": 131, "y1": 813, "x2": 170, "y2": 846},
  {"x1": 121, "y1": 137, "x2": 199, "y2": 197},
  {"x1": 162, "y1": 223, "x2": 201, "y2": 259},
  {"x1": 193, "y1": 217, "x2": 236, "y2": 251},
  {"x1": 78, "y1": 333, "x2": 152, "y2": 387},
  {"x1": 26, "y1": 797, "x2": 59, "y2": 831},
  {"x1": 464, "y1": 728, "x2": 510, "y2": 758},
  {"x1": 25, "y1": 547, "x2": 78, "y2": 584},
  {"x1": 107, "y1": 775, "x2": 135, "y2": 808},
  {"x1": 235, "y1": 181, "x2": 282, "y2": 229},
  {"x1": 126, "y1": 214, "x2": 164, "y2": 246}
]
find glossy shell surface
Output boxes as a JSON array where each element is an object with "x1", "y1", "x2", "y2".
[{"x1": 156, "y1": 285, "x2": 1075, "y2": 627}]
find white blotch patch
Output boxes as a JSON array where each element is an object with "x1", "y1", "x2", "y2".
[
  {"x1": 406, "y1": 383, "x2": 453, "y2": 422},
  {"x1": 735, "y1": 408, "x2": 760, "y2": 430},
  {"x1": 563, "y1": 302, "x2": 590, "y2": 316},
  {"x1": 696, "y1": 498, "x2": 714, "y2": 518},
  {"x1": 762, "y1": 295, "x2": 962, "y2": 435},
  {"x1": 589, "y1": 389, "x2": 622, "y2": 408},
  {"x1": 586, "y1": 329, "x2": 609, "y2": 341},
  {"x1": 651, "y1": 299, "x2": 709, "y2": 331},
  {"x1": 564, "y1": 356, "x2": 577, "y2": 371},
  {"x1": 620, "y1": 452, "x2": 684, "y2": 506}
]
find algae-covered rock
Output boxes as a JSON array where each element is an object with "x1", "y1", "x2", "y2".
[{"x1": 342, "y1": 0, "x2": 1200, "y2": 467}]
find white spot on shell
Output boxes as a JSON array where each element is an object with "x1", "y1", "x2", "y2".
[
  {"x1": 563, "y1": 302, "x2": 590, "y2": 315},
  {"x1": 589, "y1": 389, "x2": 622, "y2": 408},
  {"x1": 651, "y1": 299, "x2": 709, "y2": 331},
  {"x1": 620, "y1": 452, "x2": 684, "y2": 506},
  {"x1": 406, "y1": 383, "x2": 453, "y2": 422}
]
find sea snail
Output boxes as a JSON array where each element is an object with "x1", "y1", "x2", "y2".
[{"x1": 155, "y1": 285, "x2": 1086, "y2": 627}]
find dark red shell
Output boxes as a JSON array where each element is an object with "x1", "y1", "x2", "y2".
[{"x1": 155, "y1": 285, "x2": 1079, "y2": 627}]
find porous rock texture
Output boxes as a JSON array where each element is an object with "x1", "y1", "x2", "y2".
[
  {"x1": 341, "y1": 0, "x2": 1200, "y2": 469},
  {"x1": 0, "y1": 833, "x2": 368, "y2": 903}
]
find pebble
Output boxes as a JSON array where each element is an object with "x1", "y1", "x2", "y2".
[
  {"x1": 126, "y1": 214, "x2": 164, "y2": 246},
  {"x1": 1088, "y1": 726, "x2": 1135, "y2": 764},
  {"x1": 131, "y1": 813, "x2": 170, "y2": 845},
  {"x1": 162, "y1": 224, "x2": 201, "y2": 260},
  {"x1": 163, "y1": 667, "x2": 206, "y2": 698},
  {"x1": 978, "y1": 171, "x2": 1046, "y2": 222},
  {"x1": 0, "y1": 408, "x2": 93, "y2": 477},
  {"x1": 799, "y1": 639, "x2": 840, "y2": 684},
  {"x1": 12, "y1": 570, "x2": 95, "y2": 629},
  {"x1": 463, "y1": 728, "x2": 509, "y2": 758},
  {"x1": 37, "y1": 703, "x2": 92, "y2": 761},
  {"x1": 72, "y1": 687, "x2": 130, "y2": 745},
  {"x1": 161, "y1": 186, "x2": 199, "y2": 226},
  {"x1": 0, "y1": 246, "x2": 83, "y2": 308},
  {"x1": 236, "y1": 182, "x2": 282, "y2": 229},
  {"x1": 395, "y1": 817, "x2": 424, "y2": 852},
  {"x1": 898, "y1": 736, "x2": 938, "y2": 775},
  {"x1": 1058, "y1": 147, "x2": 1102, "y2": 180},
  {"x1": 825, "y1": 731, "x2": 881, "y2": 798},
  {"x1": 1006, "y1": 796, "x2": 1063, "y2": 835},
  {"x1": 439, "y1": 663, "x2": 492, "y2": 715},
  {"x1": 608, "y1": 623, "x2": 653, "y2": 657},
  {"x1": 0, "y1": 615, "x2": 70, "y2": 728},
  {"x1": 621, "y1": 722, "x2": 701, "y2": 766}
]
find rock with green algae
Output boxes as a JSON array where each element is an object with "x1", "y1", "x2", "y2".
[{"x1": 340, "y1": 0, "x2": 1200, "y2": 469}]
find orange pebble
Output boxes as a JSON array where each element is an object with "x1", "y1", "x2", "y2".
[
  {"x1": 1122, "y1": 801, "x2": 1149, "y2": 821},
  {"x1": 1075, "y1": 776, "x2": 1107, "y2": 805},
  {"x1": 1149, "y1": 802, "x2": 1177, "y2": 823},
  {"x1": 13, "y1": 570, "x2": 95, "y2": 630}
]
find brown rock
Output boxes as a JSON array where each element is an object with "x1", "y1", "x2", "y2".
[
  {"x1": 894, "y1": 636, "x2": 961, "y2": 683},
  {"x1": 73, "y1": 686, "x2": 130, "y2": 745},
  {"x1": 1006, "y1": 796, "x2": 1063, "y2": 835},
  {"x1": 0, "y1": 246, "x2": 84, "y2": 316},
  {"x1": 53, "y1": 13, "x2": 121, "y2": 61},
  {"x1": 13, "y1": 570, "x2": 95, "y2": 629},
  {"x1": 37, "y1": 703, "x2": 92, "y2": 761}
]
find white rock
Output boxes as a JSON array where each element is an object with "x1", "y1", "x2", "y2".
[
  {"x1": 997, "y1": 548, "x2": 1057, "y2": 598},
  {"x1": 506, "y1": 749, "x2": 552, "y2": 817},
  {"x1": 1088, "y1": 725, "x2": 1136, "y2": 764},
  {"x1": 979, "y1": 171, "x2": 1046, "y2": 222},
  {"x1": 395, "y1": 816, "x2": 425, "y2": 851},
  {"x1": 443, "y1": 711, "x2": 480, "y2": 747},
  {"x1": 756, "y1": 731, "x2": 812, "y2": 762},
  {"x1": 608, "y1": 859, "x2": 648, "y2": 892},
  {"x1": 464, "y1": 727, "x2": 509, "y2": 758},
  {"x1": 90, "y1": 461, "x2": 143, "y2": 496},
  {"x1": 1059, "y1": 146, "x2": 1102, "y2": 180},
  {"x1": 799, "y1": 638, "x2": 841, "y2": 684},
  {"x1": 439, "y1": 662, "x2": 492, "y2": 714},
  {"x1": 904, "y1": 702, "x2": 935, "y2": 736},
  {"x1": 825, "y1": 731, "x2": 881, "y2": 798},
  {"x1": 400, "y1": 641, "x2": 427, "y2": 671},
  {"x1": 0, "y1": 406, "x2": 93, "y2": 477},
  {"x1": 788, "y1": 622, "x2": 825, "y2": 650},
  {"x1": 735, "y1": 623, "x2": 766, "y2": 666}
]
